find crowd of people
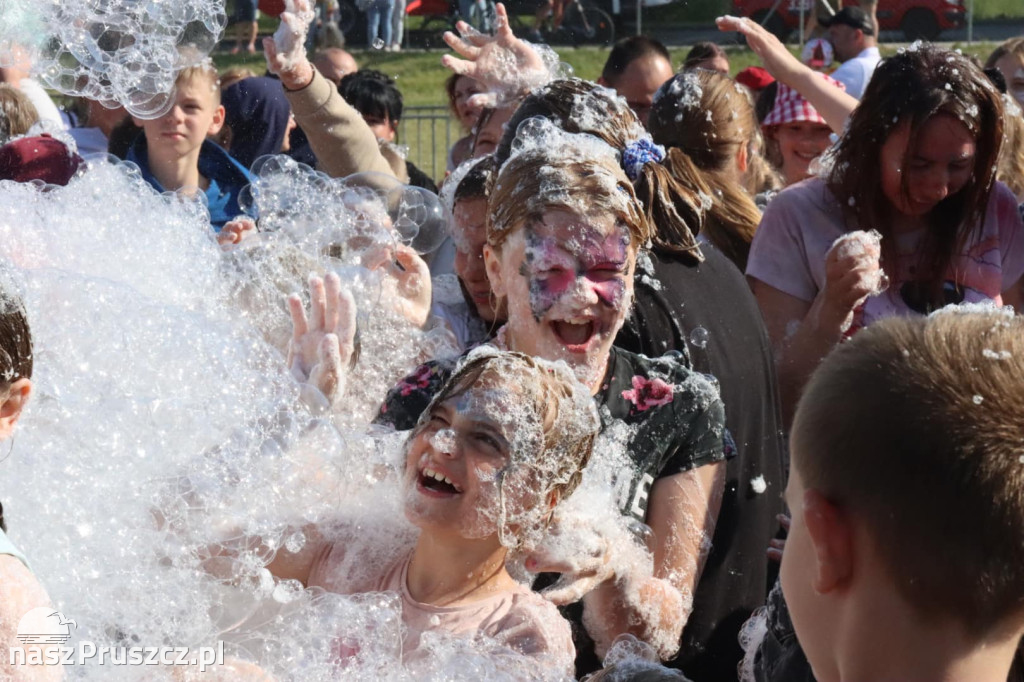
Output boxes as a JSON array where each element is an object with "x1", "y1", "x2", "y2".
[{"x1": 1, "y1": 2, "x2": 1024, "y2": 680}]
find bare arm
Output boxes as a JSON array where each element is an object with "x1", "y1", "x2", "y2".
[
  {"x1": 752, "y1": 280, "x2": 830, "y2": 426},
  {"x1": 1003, "y1": 272, "x2": 1024, "y2": 313},
  {"x1": 580, "y1": 463, "x2": 726, "y2": 661},
  {"x1": 753, "y1": 228, "x2": 884, "y2": 423},
  {"x1": 716, "y1": 15, "x2": 858, "y2": 134}
]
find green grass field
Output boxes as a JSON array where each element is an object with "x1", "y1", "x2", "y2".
[
  {"x1": 211, "y1": 40, "x2": 1003, "y2": 108},
  {"x1": 212, "y1": 38, "x2": 1002, "y2": 180}
]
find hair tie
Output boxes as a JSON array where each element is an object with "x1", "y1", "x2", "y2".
[{"x1": 621, "y1": 138, "x2": 666, "y2": 181}]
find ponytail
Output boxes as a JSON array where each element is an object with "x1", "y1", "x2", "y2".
[
  {"x1": 632, "y1": 152, "x2": 705, "y2": 264},
  {"x1": 660, "y1": 147, "x2": 762, "y2": 272}
]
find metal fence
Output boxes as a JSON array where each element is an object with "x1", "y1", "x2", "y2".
[{"x1": 397, "y1": 105, "x2": 459, "y2": 187}]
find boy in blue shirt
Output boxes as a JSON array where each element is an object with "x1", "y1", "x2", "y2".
[{"x1": 128, "y1": 63, "x2": 252, "y2": 230}]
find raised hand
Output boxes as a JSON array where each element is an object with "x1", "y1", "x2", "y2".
[
  {"x1": 441, "y1": 3, "x2": 550, "y2": 106},
  {"x1": 716, "y1": 15, "x2": 805, "y2": 85},
  {"x1": 388, "y1": 244, "x2": 433, "y2": 328},
  {"x1": 263, "y1": 0, "x2": 316, "y2": 90},
  {"x1": 217, "y1": 217, "x2": 257, "y2": 248},
  {"x1": 286, "y1": 272, "x2": 357, "y2": 403}
]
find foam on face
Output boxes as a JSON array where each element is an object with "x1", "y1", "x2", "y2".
[
  {"x1": 407, "y1": 348, "x2": 600, "y2": 550},
  {"x1": 494, "y1": 118, "x2": 630, "y2": 237}
]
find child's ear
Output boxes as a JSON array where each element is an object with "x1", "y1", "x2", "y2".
[
  {"x1": 802, "y1": 489, "x2": 854, "y2": 595},
  {"x1": 483, "y1": 244, "x2": 506, "y2": 298},
  {"x1": 0, "y1": 378, "x2": 32, "y2": 441},
  {"x1": 207, "y1": 105, "x2": 226, "y2": 136},
  {"x1": 736, "y1": 142, "x2": 749, "y2": 173}
]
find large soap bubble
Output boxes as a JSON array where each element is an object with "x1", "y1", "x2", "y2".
[
  {"x1": 241, "y1": 156, "x2": 449, "y2": 258},
  {"x1": 0, "y1": 0, "x2": 226, "y2": 119}
]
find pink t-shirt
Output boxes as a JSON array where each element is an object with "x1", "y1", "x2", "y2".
[
  {"x1": 307, "y1": 545, "x2": 575, "y2": 676},
  {"x1": 747, "y1": 178, "x2": 1024, "y2": 328}
]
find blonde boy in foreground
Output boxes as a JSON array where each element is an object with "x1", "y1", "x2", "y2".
[
  {"x1": 128, "y1": 64, "x2": 252, "y2": 231},
  {"x1": 782, "y1": 308, "x2": 1024, "y2": 682}
]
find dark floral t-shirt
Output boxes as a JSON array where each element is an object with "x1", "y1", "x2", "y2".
[{"x1": 375, "y1": 345, "x2": 730, "y2": 523}]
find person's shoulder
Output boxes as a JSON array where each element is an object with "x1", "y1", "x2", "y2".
[
  {"x1": 830, "y1": 58, "x2": 859, "y2": 79},
  {"x1": 199, "y1": 140, "x2": 253, "y2": 187},
  {"x1": 612, "y1": 345, "x2": 690, "y2": 381},
  {"x1": 494, "y1": 588, "x2": 575, "y2": 663},
  {"x1": 988, "y1": 180, "x2": 1022, "y2": 215},
  {"x1": 774, "y1": 176, "x2": 842, "y2": 217},
  {"x1": 859, "y1": 46, "x2": 882, "y2": 62},
  {"x1": 404, "y1": 161, "x2": 438, "y2": 193},
  {"x1": 984, "y1": 181, "x2": 1024, "y2": 246},
  {"x1": 759, "y1": 177, "x2": 839, "y2": 231}
]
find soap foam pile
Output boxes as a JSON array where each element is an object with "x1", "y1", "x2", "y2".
[
  {"x1": 0, "y1": 0, "x2": 226, "y2": 118},
  {"x1": 0, "y1": 159, "x2": 568, "y2": 680}
]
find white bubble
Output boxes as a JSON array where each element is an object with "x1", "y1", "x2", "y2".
[
  {"x1": 689, "y1": 326, "x2": 709, "y2": 349},
  {"x1": 373, "y1": 38, "x2": 385, "y2": 49},
  {"x1": 0, "y1": 0, "x2": 226, "y2": 118},
  {"x1": 750, "y1": 476, "x2": 766, "y2": 494},
  {"x1": 972, "y1": 395, "x2": 984, "y2": 405}
]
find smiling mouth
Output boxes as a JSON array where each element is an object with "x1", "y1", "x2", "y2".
[
  {"x1": 418, "y1": 466, "x2": 463, "y2": 495},
  {"x1": 551, "y1": 318, "x2": 599, "y2": 351}
]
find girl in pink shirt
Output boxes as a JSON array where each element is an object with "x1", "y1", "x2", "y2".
[
  {"x1": 746, "y1": 43, "x2": 1024, "y2": 420},
  {"x1": 264, "y1": 349, "x2": 597, "y2": 677}
]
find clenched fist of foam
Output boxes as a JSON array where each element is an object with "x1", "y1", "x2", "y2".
[
  {"x1": 829, "y1": 229, "x2": 889, "y2": 296},
  {"x1": 826, "y1": 229, "x2": 889, "y2": 331}
]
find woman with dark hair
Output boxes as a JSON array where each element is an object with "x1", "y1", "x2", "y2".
[{"x1": 745, "y1": 41, "x2": 1024, "y2": 420}]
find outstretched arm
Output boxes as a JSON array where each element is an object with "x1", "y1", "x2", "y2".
[
  {"x1": 264, "y1": 0, "x2": 397, "y2": 179},
  {"x1": 441, "y1": 3, "x2": 556, "y2": 107},
  {"x1": 717, "y1": 15, "x2": 858, "y2": 133}
]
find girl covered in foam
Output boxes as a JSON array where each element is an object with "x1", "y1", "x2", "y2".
[
  {"x1": 265, "y1": 348, "x2": 598, "y2": 677},
  {"x1": 372, "y1": 123, "x2": 729, "y2": 667}
]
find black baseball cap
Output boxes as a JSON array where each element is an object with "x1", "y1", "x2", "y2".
[{"x1": 819, "y1": 6, "x2": 875, "y2": 35}]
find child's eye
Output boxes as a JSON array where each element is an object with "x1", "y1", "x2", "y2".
[
  {"x1": 588, "y1": 264, "x2": 625, "y2": 280},
  {"x1": 428, "y1": 413, "x2": 449, "y2": 428},
  {"x1": 474, "y1": 432, "x2": 502, "y2": 451}
]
